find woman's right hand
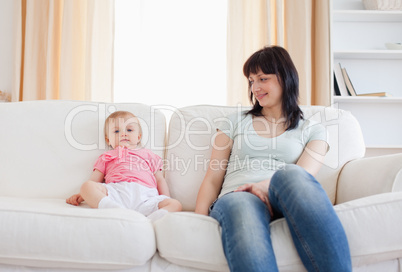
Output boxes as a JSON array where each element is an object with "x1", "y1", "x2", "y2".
[
  {"x1": 66, "y1": 194, "x2": 84, "y2": 206},
  {"x1": 235, "y1": 179, "x2": 273, "y2": 217}
]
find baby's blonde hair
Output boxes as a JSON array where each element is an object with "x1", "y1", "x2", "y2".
[{"x1": 104, "y1": 111, "x2": 143, "y2": 144}]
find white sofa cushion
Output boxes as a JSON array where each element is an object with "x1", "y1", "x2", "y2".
[
  {"x1": 165, "y1": 105, "x2": 365, "y2": 210},
  {"x1": 155, "y1": 212, "x2": 227, "y2": 271},
  {"x1": 337, "y1": 153, "x2": 402, "y2": 203},
  {"x1": 0, "y1": 197, "x2": 155, "y2": 269},
  {"x1": 165, "y1": 105, "x2": 238, "y2": 211},
  {"x1": 154, "y1": 192, "x2": 402, "y2": 271},
  {"x1": 0, "y1": 100, "x2": 166, "y2": 199}
]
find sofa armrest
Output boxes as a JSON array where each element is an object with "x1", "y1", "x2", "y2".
[{"x1": 336, "y1": 153, "x2": 402, "y2": 204}]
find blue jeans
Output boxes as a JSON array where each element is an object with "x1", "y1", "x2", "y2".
[{"x1": 210, "y1": 164, "x2": 351, "y2": 272}]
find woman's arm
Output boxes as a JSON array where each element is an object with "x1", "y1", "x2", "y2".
[
  {"x1": 296, "y1": 140, "x2": 329, "y2": 176},
  {"x1": 155, "y1": 170, "x2": 171, "y2": 197},
  {"x1": 195, "y1": 130, "x2": 233, "y2": 215}
]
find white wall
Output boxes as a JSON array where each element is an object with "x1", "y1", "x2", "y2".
[
  {"x1": 113, "y1": 0, "x2": 227, "y2": 108},
  {"x1": 0, "y1": 0, "x2": 15, "y2": 99}
]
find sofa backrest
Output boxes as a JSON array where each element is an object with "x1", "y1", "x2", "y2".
[
  {"x1": 0, "y1": 101, "x2": 166, "y2": 199},
  {"x1": 165, "y1": 105, "x2": 366, "y2": 211}
]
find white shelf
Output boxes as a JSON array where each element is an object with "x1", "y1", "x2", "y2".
[
  {"x1": 334, "y1": 50, "x2": 402, "y2": 59},
  {"x1": 331, "y1": 1, "x2": 402, "y2": 150},
  {"x1": 333, "y1": 10, "x2": 402, "y2": 22},
  {"x1": 366, "y1": 145, "x2": 402, "y2": 149},
  {"x1": 334, "y1": 96, "x2": 402, "y2": 103}
]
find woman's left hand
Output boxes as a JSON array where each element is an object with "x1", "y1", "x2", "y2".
[{"x1": 235, "y1": 179, "x2": 273, "y2": 217}]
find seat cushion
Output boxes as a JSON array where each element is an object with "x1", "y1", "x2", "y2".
[
  {"x1": 154, "y1": 192, "x2": 402, "y2": 271},
  {"x1": 0, "y1": 197, "x2": 156, "y2": 269},
  {"x1": 154, "y1": 212, "x2": 228, "y2": 272}
]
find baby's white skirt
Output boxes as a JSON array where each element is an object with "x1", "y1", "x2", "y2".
[{"x1": 98, "y1": 182, "x2": 169, "y2": 216}]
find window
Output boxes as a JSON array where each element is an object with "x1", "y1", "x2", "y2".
[{"x1": 114, "y1": 0, "x2": 227, "y2": 109}]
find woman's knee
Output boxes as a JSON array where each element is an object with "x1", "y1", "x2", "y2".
[
  {"x1": 212, "y1": 192, "x2": 259, "y2": 213},
  {"x1": 210, "y1": 192, "x2": 270, "y2": 225},
  {"x1": 271, "y1": 165, "x2": 313, "y2": 189},
  {"x1": 273, "y1": 164, "x2": 306, "y2": 180},
  {"x1": 270, "y1": 164, "x2": 321, "y2": 201}
]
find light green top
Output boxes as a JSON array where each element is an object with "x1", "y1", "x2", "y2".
[{"x1": 217, "y1": 111, "x2": 328, "y2": 197}]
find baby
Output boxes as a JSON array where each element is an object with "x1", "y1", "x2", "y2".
[{"x1": 66, "y1": 110, "x2": 182, "y2": 220}]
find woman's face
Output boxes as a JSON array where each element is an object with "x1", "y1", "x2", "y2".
[{"x1": 249, "y1": 70, "x2": 283, "y2": 109}]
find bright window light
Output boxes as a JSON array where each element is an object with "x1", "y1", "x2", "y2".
[{"x1": 114, "y1": 0, "x2": 227, "y2": 109}]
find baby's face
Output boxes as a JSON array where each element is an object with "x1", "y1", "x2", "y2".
[{"x1": 106, "y1": 116, "x2": 142, "y2": 149}]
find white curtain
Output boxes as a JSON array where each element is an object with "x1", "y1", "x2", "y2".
[
  {"x1": 12, "y1": 0, "x2": 114, "y2": 102},
  {"x1": 226, "y1": 0, "x2": 269, "y2": 106},
  {"x1": 284, "y1": 0, "x2": 331, "y2": 106},
  {"x1": 226, "y1": 0, "x2": 331, "y2": 106}
]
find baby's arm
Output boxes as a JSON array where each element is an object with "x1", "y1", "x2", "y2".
[
  {"x1": 88, "y1": 169, "x2": 105, "y2": 183},
  {"x1": 66, "y1": 194, "x2": 84, "y2": 206},
  {"x1": 155, "y1": 170, "x2": 171, "y2": 197}
]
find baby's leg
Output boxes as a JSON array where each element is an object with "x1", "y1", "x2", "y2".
[
  {"x1": 158, "y1": 198, "x2": 182, "y2": 212},
  {"x1": 147, "y1": 198, "x2": 182, "y2": 222},
  {"x1": 80, "y1": 180, "x2": 108, "y2": 208}
]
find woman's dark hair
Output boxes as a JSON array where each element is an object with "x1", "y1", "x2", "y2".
[{"x1": 243, "y1": 46, "x2": 303, "y2": 130}]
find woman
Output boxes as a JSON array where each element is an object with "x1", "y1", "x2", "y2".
[{"x1": 195, "y1": 46, "x2": 351, "y2": 272}]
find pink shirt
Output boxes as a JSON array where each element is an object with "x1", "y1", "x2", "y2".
[{"x1": 93, "y1": 146, "x2": 163, "y2": 188}]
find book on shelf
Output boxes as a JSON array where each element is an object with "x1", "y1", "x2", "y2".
[
  {"x1": 333, "y1": 63, "x2": 350, "y2": 96},
  {"x1": 341, "y1": 67, "x2": 357, "y2": 96},
  {"x1": 340, "y1": 66, "x2": 391, "y2": 97},
  {"x1": 356, "y1": 92, "x2": 391, "y2": 97},
  {"x1": 333, "y1": 74, "x2": 341, "y2": 96}
]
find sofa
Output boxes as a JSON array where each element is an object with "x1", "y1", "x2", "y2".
[{"x1": 0, "y1": 100, "x2": 401, "y2": 272}]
